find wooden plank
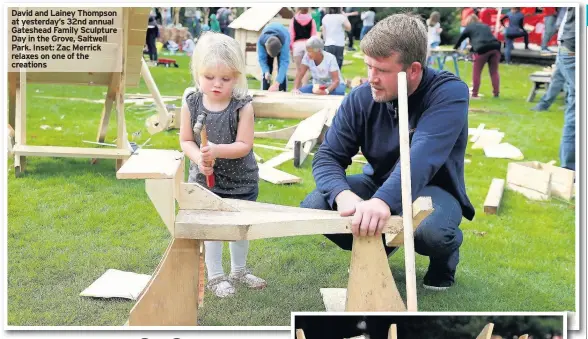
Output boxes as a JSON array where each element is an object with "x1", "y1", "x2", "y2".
[
  {"x1": 286, "y1": 108, "x2": 329, "y2": 148},
  {"x1": 14, "y1": 69, "x2": 27, "y2": 175},
  {"x1": 177, "y1": 183, "x2": 239, "y2": 212},
  {"x1": 507, "y1": 182, "x2": 550, "y2": 201},
  {"x1": 145, "y1": 179, "x2": 175, "y2": 235},
  {"x1": 258, "y1": 164, "x2": 301, "y2": 184},
  {"x1": 294, "y1": 139, "x2": 317, "y2": 168},
  {"x1": 385, "y1": 197, "x2": 433, "y2": 247},
  {"x1": 16, "y1": 72, "x2": 112, "y2": 86},
  {"x1": 472, "y1": 130, "x2": 504, "y2": 149},
  {"x1": 128, "y1": 239, "x2": 200, "y2": 326},
  {"x1": 483, "y1": 179, "x2": 505, "y2": 215},
  {"x1": 469, "y1": 123, "x2": 485, "y2": 142},
  {"x1": 8, "y1": 72, "x2": 16, "y2": 128},
  {"x1": 174, "y1": 206, "x2": 416, "y2": 241},
  {"x1": 319, "y1": 288, "x2": 346, "y2": 311},
  {"x1": 140, "y1": 58, "x2": 171, "y2": 130},
  {"x1": 388, "y1": 324, "x2": 398, "y2": 339},
  {"x1": 251, "y1": 91, "x2": 343, "y2": 119},
  {"x1": 345, "y1": 235, "x2": 406, "y2": 311},
  {"x1": 397, "y1": 71, "x2": 417, "y2": 312},
  {"x1": 296, "y1": 329, "x2": 306, "y2": 339},
  {"x1": 97, "y1": 72, "x2": 120, "y2": 143},
  {"x1": 254, "y1": 124, "x2": 299, "y2": 140},
  {"x1": 117, "y1": 149, "x2": 184, "y2": 179},
  {"x1": 116, "y1": 9, "x2": 129, "y2": 170},
  {"x1": 262, "y1": 151, "x2": 294, "y2": 168},
  {"x1": 12, "y1": 145, "x2": 131, "y2": 158},
  {"x1": 254, "y1": 143, "x2": 289, "y2": 152},
  {"x1": 542, "y1": 163, "x2": 575, "y2": 200},
  {"x1": 506, "y1": 162, "x2": 551, "y2": 195},
  {"x1": 225, "y1": 199, "x2": 331, "y2": 215},
  {"x1": 476, "y1": 323, "x2": 494, "y2": 339}
]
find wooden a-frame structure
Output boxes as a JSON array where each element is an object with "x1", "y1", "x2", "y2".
[
  {"x1": 8, "y1": 8, "x2": 160, "y2": 176},
  {"x1": 115, "y1": 72, "x2": 425, "y2": 325}
]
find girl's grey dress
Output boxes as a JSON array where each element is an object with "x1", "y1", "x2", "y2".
[{"x1": 186, "y1": 91, "x2": 259, "y2": 198}]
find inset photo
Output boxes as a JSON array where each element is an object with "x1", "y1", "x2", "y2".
[{"x1": 292, "y1": 314, "x2": 566, "y2": 339}]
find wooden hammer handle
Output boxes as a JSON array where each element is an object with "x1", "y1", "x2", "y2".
[{"x1": 200, "y1": 127, "x2": 215, "y2": 188}]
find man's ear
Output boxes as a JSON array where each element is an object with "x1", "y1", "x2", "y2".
[{"x1": 407, "y1": 62, "x2": 422, "y2": 82}]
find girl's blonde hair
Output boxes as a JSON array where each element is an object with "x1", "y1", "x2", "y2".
[
  {"x1": 190, "y1": 31, "x2": 249, "y2": 100},
  {"x1": 428, "y1": 11, "x2": 440, "y2": 26}
]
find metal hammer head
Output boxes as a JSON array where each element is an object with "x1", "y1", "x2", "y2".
[{"x1": 193, "y1": 112, "x2": 207, "y2": 135}]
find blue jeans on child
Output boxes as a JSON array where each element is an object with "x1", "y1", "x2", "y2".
[
  {"x1": 299, "y1": 83, "x2": 346, "y2": 96},
  {"x1": 427, "y1": 41, "x2": 441, "y2": 66},
  {"x1": 300, "y1": 173, "x2": 464, "y2": 284},
  {"x1": 556, "y1": 47, "x2": 576, "y2": 171},
  {"x1": 360, "y1": 25, "x2": 373, "y2": 40}
]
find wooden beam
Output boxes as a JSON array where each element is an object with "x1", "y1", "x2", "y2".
[
  {"x1": 141, "y1": 58, "x2": 171, "y2": 131},
  {"x1": 258, "y1": 165, "x2": 301, "y2": 184},
  {"x1": 254, "y1": 124, "x2": 298, "y2": 140},
  {"x1": 345, "y1": 235, "x2": 406, "y2": 311},
  {"x1": 14, "y1": 69, "x2": 27, "y2": 176},
  {"x1": 12, "y1": 145, "x2": 131, "y2": 159},
  {"x1": 506, "y1": 162, "x2": 551, "y2": 197},
  {"x1": 251, "y1": 90, "x2": 343, "y2": 119},
  {"x1": 116, "y1": 8, "x2": 129, "y2": 171},
  {"x1": 145, "y1": 179, "x2": 176, "y2": 235},
  {"x1": 174, "y1": 201, "x2": 431, "y2": 241},
  {"x1": 96, "y1": 72, "x2": 121, "y2": 143},
  {"x1": 397, "y1": 71, "x2": 417, "y2": 311},
  {"x1": 262, "y1": 151, "x2": 294, "y2": 168},
  {"x1": 8, "y1": 72, "x2": 17, "y2": 128},
  {"x1": 116, "y1": 149, "x2": 184, "y2": 179},
  {"x1": 385, "y1": 196, "x2": 433, "y2": 247},
  {"x1": 388, "y1": 324, "x2": 398, "y2": 339},
  {"x1": 286, "y1": 108, "x2": 329, "y2": 149},
  {"x1": 294, "y1": 139, "x2": 317, "y2": 168},
  {"x1": 476, "y1": 323, "x2": 494, "y2": 339},
  {"x1": 177, "y1": 183, "x2": 239, "y2": 212},
  {"x1": 128, "y1": 239, "x2": 200, "y2": 326},
  {"x1": 483, "y1": 178, "x2": 505, "y2": 214}
]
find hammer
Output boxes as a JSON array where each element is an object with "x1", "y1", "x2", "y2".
[{"x1": 194, "y1": 113, "x2": 215, "y2": 188}]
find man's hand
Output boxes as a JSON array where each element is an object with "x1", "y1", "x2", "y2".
[
  {"x1": 351, "y1": 198, "x2": 391, "y2": 237},
  {"x1": 335, "y1": 190, "x2": 363, "y2": 217},
  {"x1": 264, "y1": 72, "x2": 271, "y2": 81},
  {"x1": 268, "y1": 82, "x2": 280, "y2": 92}
]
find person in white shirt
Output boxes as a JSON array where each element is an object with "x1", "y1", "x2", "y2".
[
  {"x1": 360, "y1": 8, "x2": 376, "y2": 40},
  {"x1": 320, "y1": 7, "x2": 351, "y2": 69},
  {"x1": 426, "y1": 11, "x2": 442, "y2": 65},
  {"x1": 293, "y1": 36, "x2": 346, "y2": 96}
]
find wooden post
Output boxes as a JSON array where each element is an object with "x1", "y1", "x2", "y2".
[
  {"x1": 96, "y1": 72, "x2": 120, "y2": 143},
  {"x1": 14, "y1": 69, "x2": 27, "y2": 176},
  {"x1": 8, "y1": 72, "x2": 17, "y2": 128},
  {"x1": 116, "y1": 8, "x2": 130, "y2": 170},
  {"x1": 397, "y1": 71, "x2": 417, "y2": 311}
]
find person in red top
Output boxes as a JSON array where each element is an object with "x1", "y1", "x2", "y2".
[
  {"x1": 290, "y1": 7, "x2": 318, "y2": 86},
  {"x1": 541, "y1": 7, "x2": 559, "y2": 52}
]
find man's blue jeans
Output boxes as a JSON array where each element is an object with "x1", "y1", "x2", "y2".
[
  {"x1": 557, "y1": 48, "x2": 576, "y2": 171},
  {"x1": 541, "y1": 15, "x2": 557, "y2": 50},
  {"x1": 300, "y1": 173, "x2": 464, "y2": 280},
  {"x1": 536, "y1": 55, "x2": 567, "y2": 110}
]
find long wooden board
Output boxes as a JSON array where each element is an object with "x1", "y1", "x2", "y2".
[
  {"x1": 286, "y1": 108, "x2": 329, "y2": 149},
  {"x1": 12, "y1": 145, "x2": 130, "y2": 159},
  {"x1": 175, "y1": 199, "x2": 433, "y2": 241},
  {"x1": 476, "y1": 323, "x2": 494, "y2": 339},
  {"x1": 251, "y1": 91, "x2": 343, "y2": 119},
  {"x1": 258, "y1": 165, "x2": 301, "y2": 184}
]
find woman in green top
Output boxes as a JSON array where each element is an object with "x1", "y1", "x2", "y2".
[
  {"x1": 311, "y1": 8, "x2": 321, "y2": 31},
  {"x1": 209, "y1": 13, "x2": 221, "y2": 32}
]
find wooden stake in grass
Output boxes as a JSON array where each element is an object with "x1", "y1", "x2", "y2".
[{"x1": 397, "y1": 71, "x2": 418, "y2": 311}]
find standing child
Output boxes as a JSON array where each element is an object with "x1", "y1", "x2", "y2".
[
  {"x1": 179, "y1": 31, "x2": 266, "y2": 298},
  {"x1": 426, "y1": 11, "x2": 443, "y2": 66}
]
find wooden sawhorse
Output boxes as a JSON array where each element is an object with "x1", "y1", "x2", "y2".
[{"x1": 115, "y1": 149, "x2": 433, "y2": 325}]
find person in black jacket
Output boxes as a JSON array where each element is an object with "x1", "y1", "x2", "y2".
[
  {"x1": 454, "y1": 14, "x2": 501, "y2": 98},
  {"x1": 146, "y1": 16, "x2": 159, "y2": 63}
]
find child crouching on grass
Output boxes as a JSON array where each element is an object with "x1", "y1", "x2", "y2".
[{"x1": 179, "y1": 31, "x2": 266, "y2": 298}]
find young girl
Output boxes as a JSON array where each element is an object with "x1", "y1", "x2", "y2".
[
  {"x1": 179, "y1": 31, "x2": 266, "y2": 298},
  {"x1": 426, "y1": 11, "x2": 442, "y2": 66}
]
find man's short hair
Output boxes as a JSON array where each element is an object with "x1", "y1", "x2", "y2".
[
  {"x1": 360, "y1": 13, "x2": 428, "y2": 68},
  {"x1": 265, "y1": 36, "x2": 282, "y2": 58}
]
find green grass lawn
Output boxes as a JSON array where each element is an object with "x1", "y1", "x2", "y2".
[{"x1": 7, "y1": 47, "x2": 575, "y2": 326}]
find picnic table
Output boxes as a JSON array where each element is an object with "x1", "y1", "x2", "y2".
[
  {"x1": 527, "y1": 70, "x2": 554, "y2": 102},
  {"x1": 430, "y1": 47, "x2": 461, "y2": 78}
]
